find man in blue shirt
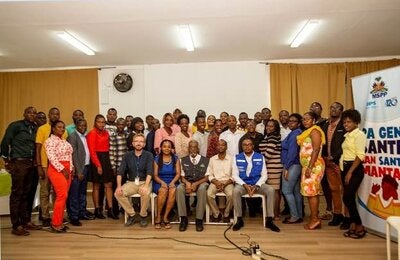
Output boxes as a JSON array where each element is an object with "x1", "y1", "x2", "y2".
[
  {"x1": 232, "y1": 138, "x2": 280, "y2": 232},
  {"x1": 114, "y1": 133, "x2": 153, "y2": 227}
]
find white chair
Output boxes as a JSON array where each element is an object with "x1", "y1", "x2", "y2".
[
  {"x1": 124, "y1": 193, "x2": 157, "y2": 225},
  {"x1": 386, "y1": 216, "x2": 400, "y2": 260},
  {"x1": 234, "y1": 194, "x2": 267, "y2": 227},
  {"x1": 205, "y1": 192, "x2": 231, "y2": 225}
]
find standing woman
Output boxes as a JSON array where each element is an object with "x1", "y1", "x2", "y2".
[
  {"x1": 154, "y1": 113, "x2": 180, "y2": 154},
  {"x1": 206, "y1": 119, "x2": 223, "y2": 158},
  {"x1": 341, "y1": 109, "x2": 367, "y2": 239},
  {"x1": 174, "y1": 114, "x2": 192, "y2": 159},
  {"x1": 259, "y1": 119, "x2": 283, "y2": 219},
  {"x1": 297, "y1": 112, "x2": 326, "y2": 230},
  {"x1": 281, "y1": 113, "x2": 303, "y2": 224},
  {"x1": 86, "y1": 114, "x2": 117, "y2": 219},
  {"x1": 44, "y1": 120, "x2": 73, "y2": 232},
  {"x1": 153, "y1": 140, "x2": 181, "y2": 229}
]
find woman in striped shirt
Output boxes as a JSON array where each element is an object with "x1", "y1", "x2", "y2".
[{"x1": 259, "y1": 119, "x2": 283, "y2": 219}]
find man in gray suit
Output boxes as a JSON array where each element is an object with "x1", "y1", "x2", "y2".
[
  {"x1": 177, "y1": 140, "x2": 209, "y2": 232},
  {"x1": 67, "y1": 119, "x2": 94, "y2": 226}
]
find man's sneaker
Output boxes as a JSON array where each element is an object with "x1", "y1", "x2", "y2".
[
  {"x1": 140, "y1": 216, "x2": 148, "y2": 227},
  {"x1": 12, "y1": 226, "x2": 30, "y2": 236},
  {"x1": 125, "y1": 214, "x2": 138, "y2": 227},
  {"x1": 232, "y1": 218, "x2": 244, "y2": 231}
]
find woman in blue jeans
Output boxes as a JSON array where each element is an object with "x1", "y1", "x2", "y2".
[{"x1": 281, "y1": 113, "x2": 304, "y2": 224}]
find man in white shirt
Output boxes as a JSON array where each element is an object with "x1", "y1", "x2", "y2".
[
  {"x1": 279, "y1": 110, "x2": 291, "y2": 141},
  {"x1": 206, "y1": 139, "x2": 234, "y2": 223},
  {"x1": 256, "y1": 107, "x2": 271, "y2": 135},
  {"x1": 219, "y1": 115, "x2": 244, "y2": 156},
  {"x1": 232, "y1": 138, "x2": 280, "y2": 232}
]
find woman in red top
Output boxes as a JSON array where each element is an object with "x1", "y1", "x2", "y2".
[
  {"x1": 86, "y1": 114, "x2": 117, "y2": 219},
  {"x1": 44, "y1": 120, "x2": 73, "y2": 232}
]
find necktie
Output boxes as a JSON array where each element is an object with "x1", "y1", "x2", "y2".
[{"x1": 192, "y1": 157, "x2": 196, "y2": 164}]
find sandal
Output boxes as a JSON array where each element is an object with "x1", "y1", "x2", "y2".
[
  {"x1": 348, "y1": 229, "x2": 366, "y2": 239},
  {"x1": 343, "y1": 229, "x2": 355, "y2": 237},
  {"x1": 155, "y1": 222, "x2": 162, "y2": 229},
  {"x1": 164, "y1": 221, "x2": 171, "y2": 229}
]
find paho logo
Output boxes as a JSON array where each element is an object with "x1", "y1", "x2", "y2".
[{"x1": 370, "y1": 76, "x2": 388, "y2": 98}]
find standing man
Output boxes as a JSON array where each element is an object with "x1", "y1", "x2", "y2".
[
  {"x1": 109, "y1": 118, "x2": 129, "y2": 218},
  {"x1": 66, "y1": 109, "x2": 84, "y2": 135},
  {"x1": 114, "y1": 134, "x2": 153, "y2": 227},
  {"x1": 67, "y1": 119, "x2": 94, "y2": 226},
  {"x1": 36, "y1": 107, "x2": 67, "y2": 227},
  {"x1": 256, "y1": 108, "x2": 272, "y2": 135},
  {"x1": 237, "y1": 112, "x2": 249, "y2": 132},
  {"x1": 219, "y1": 115, "x2": 244, "y2": 156},
  {"x1": 206, "y1": 139, "x2": 233, "y2": 223},
  {"x1": 322, "y1": 102, "x2": 346, "y2": 227},
  {"x1": 177, "y1": 140, "x2": 209, "y2": 232},
  {"x1": 192, "y1": 115, "x2": 209, "y2": 157},
  {"x1": 1, "y1": 106, "x2": 41, "y2": 235},
  {"x1": 232, "y1": 138, "x2": 280, "y2": 232},
  {"x1": 278, "y1": 110, "x2": 291, "y2": 141}
]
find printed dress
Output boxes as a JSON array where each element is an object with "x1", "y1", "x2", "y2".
[{"x1": 297, "y1": 125, "x2": 326, "y2": 196}]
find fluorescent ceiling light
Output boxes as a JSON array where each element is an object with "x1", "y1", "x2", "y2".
[
  {"x1": 56, "y1": 31, "x2": 95, "y2": 55},
  {"x1": 178, "y1": 25, "x2": 195, "y2": 52},
  {"x1": 290, "y1": 20, "x2": 319, "y2": 48}
]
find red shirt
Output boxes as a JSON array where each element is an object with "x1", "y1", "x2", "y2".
[{"x1": 87, "y1": 128, "x2": 110, "y2": 168}]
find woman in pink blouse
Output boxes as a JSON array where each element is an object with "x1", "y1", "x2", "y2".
[
  {"x1": 44, "y1": 120, "x2": 73, "y2": 233},
  {"x1": 154, "y1": 113, "x2": 180, "y2": 154},
  {"x1": 174, "y1": 114, "x2": 192, "y2": 158}
]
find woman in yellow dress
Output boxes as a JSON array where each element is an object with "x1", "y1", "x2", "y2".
[{"x1": 297, "y1": 112, "x2": 326, "y2": 230}]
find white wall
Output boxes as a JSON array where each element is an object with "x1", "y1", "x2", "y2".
[{"x1": 98, "y1": 61, "x2": 270, "y2": 122}]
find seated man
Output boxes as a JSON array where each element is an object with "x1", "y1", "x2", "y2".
[
  {"x1": 206, "y1": 139, "x2": 234, "y2": 223},
  {"x1": 232, "y1": 137, "x2": 280, "y2": 232},
  {"x1": 177, "y1": 140, "x2": 209, "y2": 232},
  {"x1": 114, "y1": 134, "x2": 153, "y2": 227}
]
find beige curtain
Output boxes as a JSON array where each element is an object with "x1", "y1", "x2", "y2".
[
  {"x1": 270, "y1": 59, "x2": 400, "y2": 118},
  {"x1": 270, "y1": 63, "x2": 345, "y2": 118},
  {"x1": 0, "y1": 69, "x2": 99, "y2": 138}
]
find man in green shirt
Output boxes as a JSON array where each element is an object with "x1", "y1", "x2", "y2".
[{"x1": 1, "y1": 106, "x2": 42, "y2": 236}]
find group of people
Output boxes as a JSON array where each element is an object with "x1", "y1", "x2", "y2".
[{"x1": 1, "y1": 102, "x2": 367, "y2": 239}]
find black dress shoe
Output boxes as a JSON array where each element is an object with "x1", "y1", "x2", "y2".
[
  {"x1": 329, "y1": 214, "x2": 344, "y2": 226},
  {"x1": 95, "y1": 208, "x2": 106, "y2": 219},
  {"x1": 107, "y1": 209, "x2": 119, "y2": 220},
  {"x1": 265, "y1": 217, "x2": 280, "y2": 232},
  {"x1": 340, "y1": 217, "x2": 351, "y2": 230},
  {"x1": 85, "y1": 210, "x2": 95, "y2": 217},
  {"x1": 80, "y1": 214, "x2": 95, "y2": 220},
  {"x1": 70, "y1": 220, "x2": 82, "y2": 226},
  {"x1": 179, "y1": 216, "x2": 188, "y2": 232},
  {"x1": 232, "y1": 218, "x2": 244, "y2": 231},
  {"x1": 195, "y1": 219, "x2": 204, "y2": 232}
]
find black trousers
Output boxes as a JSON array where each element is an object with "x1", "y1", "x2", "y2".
[
  {"x1": 9, "y1": 159, "x2": 34, "y2": 229},
  {"x1": 27, "y1": 167, "x2": 39, "y2": 218},
  {"x1": 342, "y1": 161, "x2": 364, "y2": 225}
]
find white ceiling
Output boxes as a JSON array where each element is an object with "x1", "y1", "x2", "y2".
[{"x1": 0, "y1": 0, "x2": 399, "y2": 70}]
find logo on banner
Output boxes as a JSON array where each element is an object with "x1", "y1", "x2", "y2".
[
  {"x1": 370, "y1": 76, "x2": 388, "y2": 98},
  {"x1": 385, "y1": 97, "x2": 398, "y2": 107}
]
